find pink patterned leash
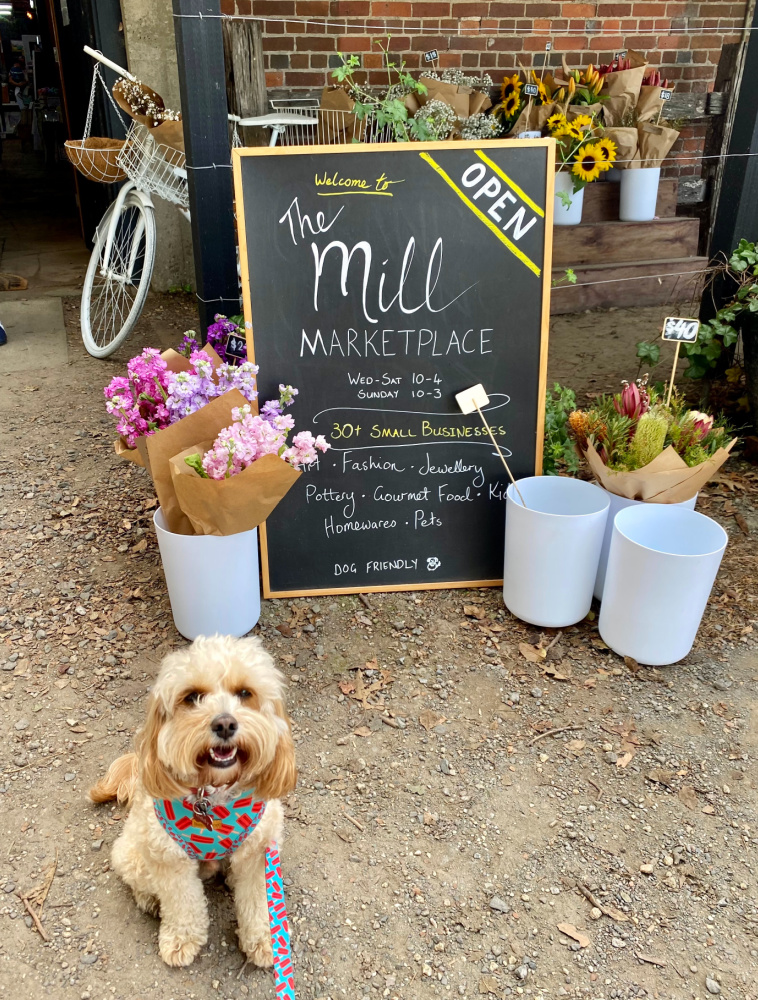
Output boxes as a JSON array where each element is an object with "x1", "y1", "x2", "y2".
[{"x1": 264, "y1": 842, "x2": 295, "y2": 998}]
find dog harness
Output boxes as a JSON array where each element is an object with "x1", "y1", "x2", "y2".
[{"x1": 154, "y1": 793, "x2": 295, "y2": 999}]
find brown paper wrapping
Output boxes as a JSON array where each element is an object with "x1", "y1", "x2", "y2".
[
  {"x1": 584, "y1": 439, "x2": 737, "y2": 502},
  {"x1": 636, "y1": 85, "x2": 667, "y2": 123},
  {"x1": 110, "y1": 345, "x2": 224, "y2": 468},
  {"x1": 145, "y1": 389, "x2": 249, "y2": 535},
  {"x1": 169, "y1": 448, "x2": 301, "y2": 536},
  {"x1": 468, "y1": 91, "x2": 492, "y2": 117},
  {"x1": 317, "y1": 86, "x2": 366, "y2": 143},
  {"x1": 112, "y1": 79, "x2": 178, "y2": 130},
  {"x1": 632, "y1": 122, "x2": 680, "y2": 168},
  {"x1": 600, "y1": 50, "x2": 647, "y2": 106},
  {"x1": 418, "y1": 76, "x2": 472, "y2": 118},
  {"x1": 150, "y1": 119, "x2": 185, "y2": 154},
  {"x1": 566, "y1": 102, "x2": 603, "y2": 122},
  {"x1": 601, "y1": 93, "x2": 634, "y2": 127},
  {"x1": 114, "y1": 437, "x2": 144, "y2": 466},
  {"x1": 511, "y1": 100, "x2": 559, "y2": 136},
  {"x1": 603, "y1": 126, "x2": 640, "y2": 168}
]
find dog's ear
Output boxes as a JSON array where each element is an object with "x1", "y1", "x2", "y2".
[
  {"x1": 137, "y1": 691, "x2": 185, "y2": 801},
  {"x1": 254, "y1": 700, "x2": 298, "y2": 801}
]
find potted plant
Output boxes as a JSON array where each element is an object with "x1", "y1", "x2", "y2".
[
  {"x1": 556, "y1": 377, "x2": 736, "y2": 598},
  {"x1": 545, "y1": 112, "x2": 617, "y2": 225}
]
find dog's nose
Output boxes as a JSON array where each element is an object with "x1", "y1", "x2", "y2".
[{"x1": 211, "y1": 714, "x2": 238, "y2": 740}]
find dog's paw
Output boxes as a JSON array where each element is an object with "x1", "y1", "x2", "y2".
[
  {"x1": 159, "y1": 930, "x2": 205, "y2": 967},
  {"x1": 240, "y1": 930, "x2": 274, "y2": 968}
]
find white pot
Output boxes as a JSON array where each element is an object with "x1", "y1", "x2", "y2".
[
  {"x1": 599, "y1": 506, "x2": 727, "y2": 666},
  {"x1": 554, "y1": 171, "x2": 584, "y2": 225},
  {"x1": 503, "y1": 476, "x2": 609, "y2": 627},
  {"x1": 619, "y1": 166, "x2": 661, "y2": 221},
  {"x1": 153, "y1": 508, "x2": 261, "y2": 640},
  {"x1": 594, "y1": 489, "x2": 698, "y2": 600}
]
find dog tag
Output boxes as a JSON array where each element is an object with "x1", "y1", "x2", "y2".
[{"x1": 193, "y1": 798, "x2": 214, "y2": 831}]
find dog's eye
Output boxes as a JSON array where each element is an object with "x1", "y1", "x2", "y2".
[
  {"x1": 184, "y1": 691, "x2": 201, "y2": 705},
  {"x1": 237, "y1": 689, "x2": 252, "y2": 699}
]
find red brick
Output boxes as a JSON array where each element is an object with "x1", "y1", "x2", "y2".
[
  {"x1": 362, "y1": 52, "x2": 384, "y2": 67},
  {"x1": 410, "y1": 1, "x2": 451, "y2": 14},
  {"x1": 283, "y1": 71, "x2": 330, "y2": 85},
  {"x1": 554, "y1": 34, "x2": 589, "y2": 50},
  {"x1": 452, "y1": 2, "x2": 488, "y2": 13},
  {"x1": 265, "y1": 71, "x2": 284, "y2": 86},
  {"x1": 596, "y1": 1, "x2": 631, "y2": 12},
  {"x1": 489, "y1": 2, "x2": 526, "y2": 13},
  {"x1": 338, "y1": 34, "x2": 372, "y2": 49},
  {"x1": 329, "y1": 0, "x2": 370, "y2": 12},
  {"x1": 438, "y1": 51, "x2": 463, "y2": 65},
  {"x1": 296, "y1": 0, "x2": 328, "y2": 12},
  {"x1": 562, "y1": 2, "x2": 597, "y2": 15},
  {"x1": 450, "y1": 35, "x2": 489, "y2": 49},
  {"x1": 220, "y1": 0, "x2": 235, "y2": 14},
  {"x1": 310, "y1": 53, "x2": 329, "y2": 67},
  {"x1": 589, "y1": 34, "x2": 624, "y2": 49},
  {"x1": 288, "y1": 53, "x2": 309, "y2": 67},
  {"x1": 252, "y1": 0, "x2": 295, "y2": 13},
  {"x1": 371, "y1": 1, "x2": 413, "y2": 15},
  {"x1": 296, "y1": 34, "x2": 336, "y2": 49},
  {"x1": 631, "y1": 1, "x2": 667, "y2": 13},
  {"x1": 263, "y1": 34, "x2": 296, "y2": 49}
]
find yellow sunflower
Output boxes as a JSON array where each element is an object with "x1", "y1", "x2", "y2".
[
  {"x1": 501, "y1": 73, "x2": 521, "y2": 102},
  {"x1": 501, "y1": 92, "x2": 521, "y2": 118},
  {"x1": 595, "y1": 137, "x2": 617, "y2": 168},
  {"x1": 571, "y1": 113, "x2": 593, "y2": 129},
  {"x1": 530, "y1": 70, "x2": 549, "y2": 104},
  {"x1": 555, "y1": 123, "x2": 583, "y2": 141},
  {"x1": 546, "y1": 112, "x2": 567, "y2": 131},
  {"x1": 572, "y1": 143, "x2": 604, "y2": 182}
]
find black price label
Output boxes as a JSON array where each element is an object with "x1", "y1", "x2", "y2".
[
  {"x1": 225, "y1": 333, "x2": 248, "y2": 363},
  {"x1": 523, "y1": 83, "x2": 539, "y2": 97},
  {"x1": 614, "y1": 49, "x2": 627, "y2": 59},
  {"x1": 661, "y1": 316, "x2": 699, "y2": 343},
  {"x1": 660, "y1": 88, "x2": 672, "y2": 101},
  {"x1": 423, "y1": 49, "x2": 439, "y2": 63}
]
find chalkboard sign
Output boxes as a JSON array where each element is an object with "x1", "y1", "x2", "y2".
[
  {"x1": 423, "y1": 49, "x2": 439, "y2": 63},
  {"x1": 660, "y1": 88, "x2": 673, "y2": 102},
  {"x1": 661, "y1": 316, "x2": 699, "y2": 343},
  {"x1": 523, "y1": 83, "x2": 540, "y2": 97},
  {"x1": 233, "y1": 140, "x2": 554, "y2": 597}
]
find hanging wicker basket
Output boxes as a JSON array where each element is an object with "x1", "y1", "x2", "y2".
[{"x1": 65, "y1": 137, "x2": 128, "y2": 184}]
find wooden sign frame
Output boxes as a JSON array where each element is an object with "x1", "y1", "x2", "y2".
[{"x1": 233, "y1": 139, "x2": 555, "y2": 598}]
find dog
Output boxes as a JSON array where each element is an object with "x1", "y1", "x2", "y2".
[{"x1": 89, "y1": 635, "x2": 297, "y2": 968}]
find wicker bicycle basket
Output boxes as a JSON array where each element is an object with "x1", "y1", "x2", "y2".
[{"x1": 65, "y1": 137, "x2": 128, "y2": 184}]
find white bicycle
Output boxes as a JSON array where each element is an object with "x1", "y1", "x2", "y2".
[{"x1": 77, "y1": 48, "x2": 317, "y2": 358}]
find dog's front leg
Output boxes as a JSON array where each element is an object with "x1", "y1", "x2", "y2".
[
  {"x1": 229, "y1": 835, "x2": 273, "y2": 967},
  {"x1": 155, "y1": 860, "x2": 209, "y2": 967}
]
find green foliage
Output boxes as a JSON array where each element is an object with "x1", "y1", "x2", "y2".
[
  {"x1": 635, "y1": 340, "x2": 660, "y2": 367},
  {"x1": 184, "y1": 453, "x2": 208, "y2": 478},
  {"x1": 552, "y1": 268, "x2": 577, "y2": 287},
  {"x1": 685, "y1": 239, "x2": 758, "y2": 379},
  {"x1": 543, "y1": 383, "x2": 581, "y2": 476},
  {"x1": 168, "y1": 283, "x2": 193, "y2": 294},
  {"x1": 331, "y1": 38, "x2": 431, "y2": 142}
]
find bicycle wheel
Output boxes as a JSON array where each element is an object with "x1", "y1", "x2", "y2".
[{"x1": 81, "y1": 191, "x2": 156, "y2": 358}]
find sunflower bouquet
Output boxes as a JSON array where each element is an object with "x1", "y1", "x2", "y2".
[
  {"x1": 546, "y1": 111, "x2": 617, "y2": 196},
  {"x1": 562, "y1": 378, "x2": 736, "y2": 502}
]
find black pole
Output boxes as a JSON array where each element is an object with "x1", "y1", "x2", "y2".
[
  {"x1": 707, "y1": 4, "x2": 758, "y2": 267},
  {"x1": 172, "y1": 0, "x2": 239, "y2": 334}
]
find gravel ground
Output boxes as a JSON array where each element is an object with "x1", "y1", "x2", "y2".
[{"x1": 0, "y1": 295, "x2": 757, "y2": 1000}]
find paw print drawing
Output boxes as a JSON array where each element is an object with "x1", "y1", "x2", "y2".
[{"x1": 426, "y1": 557, "x2": 441, "y2": 571}]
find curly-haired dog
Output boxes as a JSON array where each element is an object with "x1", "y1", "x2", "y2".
[{"x1": 89, "y1": 635, "x2": 297, "y2": 968}]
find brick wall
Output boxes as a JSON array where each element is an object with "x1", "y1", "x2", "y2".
[{"x1": 219, "y1": 0, "x2": 750, "y2": 181}]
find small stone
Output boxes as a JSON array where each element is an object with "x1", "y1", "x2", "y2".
[
  {"x1": 3, "y1": 883, "x2": 15, "y2": 893},
  {"x1": 514, "y1": 965, "x2": 529, "y2": 981},
  {"x1": 640, "y1": 863, "x2": 655, "y2": 874},
  {"x1": 489, "y1": 896, "x2": 509, "y2": 914},
  {"x1": 664, "y1": 854, "x2": 674, "y2": 866},
  {"x1": 705, "y1": 978, "x2": 721, "y2": 995},
  {"x1": 14, "y1": 719, "x2": 29, "y2": 731},
  {"x1": 91, "y1": 839, "x2": 104, "y2": 851},
  {"x1": 530, "y1": 687, "x2": 543, "y2": 699},
  {"x1": 508, "y1": 692, "x2": 520, "y2": 704},
  {"x1": 590, "y1": 907, "x2": 602, "y2": 920},
  {"x1": 611, "y1": 937, "x2": 626, "y2": 949},
  {"x1": 64, "y1": 772, "x2": 76, "y2": 782},
  {"x1": 604, "y1": 751, "x2": 618, "y2": 764},
  {"x1": 79, "y1": 953, "x2": 98, "y2": 965}
]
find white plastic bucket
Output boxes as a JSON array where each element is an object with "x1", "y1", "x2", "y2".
[
  {"x1": 153, "y1": 508, "x2": 261, "y2": 640},
  {"x1": 594, "y1": 489, "x2": 698, "y2": 600},
  {"x1": 503, "y1": 477, "x2": 610, "y2": 627},
  {"x1": 619, "y1": 166, "x2": 661, "y2": 221},
  {"x1": 599, "y1": 506, "x2": 727, "y2": 666},
  {"x1": 554, "y1": 170, "x2": 585, "y2": 226}
]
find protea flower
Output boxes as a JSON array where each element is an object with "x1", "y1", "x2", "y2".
[
  {"x1": 689, "y1": 410, "x2": 714, "y2": 440},
  {"x1": 614, "y1": 379, "x2": 650, "y2": 421}
]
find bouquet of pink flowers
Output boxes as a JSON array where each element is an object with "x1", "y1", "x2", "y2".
[{"x1": 169, "y1": 386, "x2": 330, "y2": 536}]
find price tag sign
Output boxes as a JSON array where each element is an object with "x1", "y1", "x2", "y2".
[
  {"x1": 523, "y1": 83, "x2": 539, "y2": 97},
  {"x1": 545, "y1": 41, "x2": 552, "y2": 51},
  {"x1": 423, "y1": 49, "x2": 439, "y2": 63},
  {"x1": 660, "y1": 88, "x2": 672, "y2": 101},
  {"x1": 614, "y1": 49, "x2": 627, "y2": 59},
  {"x1": 225, "y1": 332, "x2": 248, "y2": 363},
  {"x1": 661, "y1": 316, "x2": 700, "y2": 343}
]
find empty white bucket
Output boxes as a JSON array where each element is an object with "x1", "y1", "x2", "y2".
[
  {"x1": 153, "y1": 508, "x2": 261, "y2": 640},
  {"x1": 594, "y1": 490, "x2": 698, "y2": 600},
  {"x1": 554, "y1": 170, "x2": 585, "y2": 225},
  {"x1": 599, "y1": 506, "x2": 727, "y2": 666},
  {"x1": 619, "y1": 166, "x2": 661, "y2": 221},
  {"x1": 503, "y1": 477, "x2": 609, "y2": 627}
]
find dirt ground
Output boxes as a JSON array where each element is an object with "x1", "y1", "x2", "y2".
[{"x1": 1, "y1": 294, "x2": 757, "y2": 1000}]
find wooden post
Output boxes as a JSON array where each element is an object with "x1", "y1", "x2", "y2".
[
  {"x1": 172, "y1": 0, "x2": 239, "y2": 334},
  {"x1": 666, "y1": 342, "x2": 681, "y2": 406},
  {"x1": 222, "y1": 18, "x2": 267, "y2": 147}
]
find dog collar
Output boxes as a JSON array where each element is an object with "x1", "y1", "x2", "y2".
[{"x1": 153, "y1": 793, "x2": 295, "y2": 998}]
